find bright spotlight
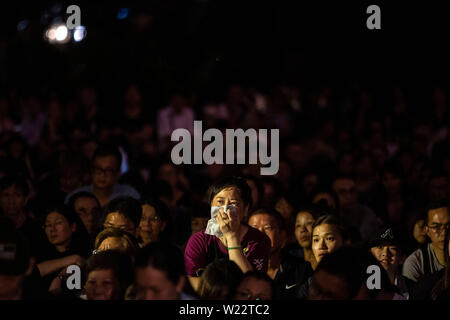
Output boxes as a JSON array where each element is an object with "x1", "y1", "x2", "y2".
[
  {"x1": 45, "y1": 24, "x2": 70, "y2": 44},
  {"x1": 55, "y1": 25, "x2": 68, "y2": 41},
  {"x1": 73, "y1": 26, "x2": 87, "y2": 42}
]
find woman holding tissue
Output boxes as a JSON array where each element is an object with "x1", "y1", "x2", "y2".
[{"x1": 184, "y1": 176, "x2": 271, "y2": 292}]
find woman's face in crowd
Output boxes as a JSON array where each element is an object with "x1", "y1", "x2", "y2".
[
  {"x1": 248, "y1": 213, "x2": 283, "y2": 252},
  {"x1": 312, "y1": 224, "x2": 343, "y2": 263},
  {"x1": 211, "y1": 187, "x2": 248, "y2": 223},
  {"x1": 44, "y1": 212, "x2": 75, "y2": 248},
  {"x1": 295, "y1": 211, "x2": 315, "y2": 248},
  {"x1": 134, "y1": 266, "x2": 184, "y2": 300},
  {"x1": 413, "y1": 219, "x2": 427, "y2": 244},
  {"x1": 85, "y1": 269, "x2": 121, "y2": 300},
  {"x1": 104, "y1": 212, "x2": 136, "y2": 236},
  {"x1": 74, "y1": 196, "x2": 100, "y2": 234},
  {"x1": 0, "y1": 185, "x2": 26, "y2": 217},
  {"x1": 370, "y1": 244, "x2": 401, "y2": 273},
  {"x1": 139, "y1": 204, "x2": 166, "y2": 243},
  {"x1": 234, "y1": 277, "x2": 272, "y2": 300}
]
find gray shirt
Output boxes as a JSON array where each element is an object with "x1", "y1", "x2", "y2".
[{"x1": 402, "y1": 243, "x2": 445, "y2": 282}]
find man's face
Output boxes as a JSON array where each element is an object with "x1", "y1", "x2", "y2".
[
  {"x1": 44, "y1": 212, "x2": 76, "y2": 247},
  {"x1": 104, "y1": 212, "x2": 136, "y2": 236},
  {"x1": 426, "y1": 207, "x2": 450, "y2": 249},
  {"x1": 248, "y1": 213, "x2": 283, "y2": 252},
  {"x1": 85, "y1": 269, "x2": 121, "y2": 300},
  {"x1": 92, "y1": 156, "x2": 120, "y2": 190},
  {"x1": 0, "y1": 185, "x2": 26, "y2": 217},
  {"x1": 370, "y1": 243, "x2": 401, "y2": 273},
  {"x1": 333, "y1": 178, "x2": 357, "y2": 209},
  {"x1": 134, "y1": 266, "x2": 184, "y2": 300},
  {"x1": 74, "y1": 197, "x2": 100, "y2": 234}
]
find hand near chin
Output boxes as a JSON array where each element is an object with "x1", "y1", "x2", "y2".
[{"x1": 215, "y1": 207, "x2": 239, "y2": 239}]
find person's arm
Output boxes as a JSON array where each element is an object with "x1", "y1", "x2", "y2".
[
  {"x1": 216, "y1": 209, "x2": 253, "y2": 273},
  {"x1": 187, "y1": 276, "x2": 201, "y2": 292},
  {"x1": 401, "y1": 251, "x2": 423, "y2": 282},
  {"x1": 36, "y1": 255, "x2": 84, "y2": 277}
]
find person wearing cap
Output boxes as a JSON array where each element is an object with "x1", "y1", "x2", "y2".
[
  {"x1": 368, "y1": 225, "x2": 412, "y2": 299},
  {"x1": 0, "y1": 216, "x2": 33, "y2": 300}
]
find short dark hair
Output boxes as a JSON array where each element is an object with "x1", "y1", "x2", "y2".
[
  {"x1": 43, "y1": 204, "x2": 79, "y2": 227},
  {"x1": 425, "y1": 198, "x2": 450, "y2": 224},
  {"x1": 92, "y1": 144, "x2": 122, "y2": 170},
  {"x1": 312, "y1": 214, "x2": 345, "y2": 238},
  {"x1": 296, "y1": 203, "x2": 331, "y2": 221},
  {"x1": 134, "y1": 242, "x2": 185, "y2": 285},
  {"x1": 0, "y1": 175, "x2": 29, "y2": 197},
  {"x1": 103, "y1": 196, "x2": 142, "y2": 228},
  {"x1": 67, "y1": 191, "x2": 100, "y2": 211},
  {"x1": 248, "y1": 208, "x2": 285, "y2": 230},
  {"x1": 208, "y1": 176, "x2": 252, "y2": 209},
  {"x1": 85, "y1": 249, "x2": 134, "y2": 297},
  {"x1": 236, "y1": 271, "x2": 274, "y2": 299}
]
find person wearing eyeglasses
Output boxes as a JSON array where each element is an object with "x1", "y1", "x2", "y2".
[
  {"x1": 64, "y1": 145, "x2": 140, "y2": 208},
  {"x1": 402, "y1": 198, "x2": 450, "y2": 282},
  {"x1": 138, "y1": 196, "x2": 174, "y2": 247}
]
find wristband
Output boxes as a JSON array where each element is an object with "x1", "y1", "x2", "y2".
[{"x1": 227, "y1": 246, "x2": 242, "y2": 251}]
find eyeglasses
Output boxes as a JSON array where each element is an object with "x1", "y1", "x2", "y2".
[
  {"x1": 428, "y1": 222, "x2": 450, "y2": 234},
  {"x1": 92, "y1": 166, "x2": 117, "y2": 176}
]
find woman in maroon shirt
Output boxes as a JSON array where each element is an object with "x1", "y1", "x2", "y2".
[{"x1": 184, "y1": 176, "x2": 271, "y2": 292}]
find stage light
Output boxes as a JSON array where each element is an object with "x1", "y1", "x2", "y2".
[
  {"x1": 45, "y1": 24, "x2": 70, "y2": 44},
  {"x1": 55, "y1": 25, "x2": 68, "y2": 41},
  {"x1": 73, "y1": 26, "x2": 87, "y2": 42}
]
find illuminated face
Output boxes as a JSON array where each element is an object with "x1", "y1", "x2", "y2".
[
  {"x1": 104, "y1": 212, "x2": 136, "y2": 236},
  {"x1": 134, "y1": 266, "x2": 184, "y2": 300},
  {"x1": 0, "y1": 185, "x2": 26, "y2": 217},
  {"x1": 211, "y1": 187, "x2": 248, "y2": 223},
  {"x1": 426, "y1": 208, "x2": 450, "y2": 249},
  {"x1": 312, "y1": 224, "x2": 343, "y2": 263},
  {"x1": 139, "y1": 204, "x2": 166, "y2": 243},
  {"x1": 295, "y1": 211, "x2": 315, "y2": 248},
  {"x1": 74, "y1": 196, "x2": 100, "y2": 235},
  {"x1": 92, "y1": 156, "x2": 120, "y2": 190},
  {"x1": 85, "y1": 269, "x2": 121, "y2": 300},
  {"x1": 370, "y1": 244, "x2": 401, "y2": 273},
  {"x1": 44, "y1": 212, "x2": 75, "y2": 248},
  {"x1": 248, "y1": 213, "x2": 283, "y2": 252},
  {"x1": 234, "y1": 277, "x2": 272, "y2": 300}
]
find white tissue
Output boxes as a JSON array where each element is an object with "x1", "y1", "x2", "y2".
[{"x1": 205, "y1": 205, "x2": 236, "y2": 237}]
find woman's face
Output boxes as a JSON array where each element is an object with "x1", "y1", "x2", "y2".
[
  {"x1": 44, "y1": 212, "x2": 75, "y2": 248},
  {"x1": 139, "y1": 204, "x2": 166, "y2": 243},
  {"x1": 312, "y1": 224, "x2": 343, "y2": 263},
  {"x1": 85, "y1": 269, "x2": 121, "y2": 300},
  {"x1": 295, "y1": 212, "x2": 315, "y2": 248},
  {"x1": 211, "y1": 187, "x2": 248, "y2": 223},
  {"x1": 413, "y1": 219, "x2": 427, "y2": 244}
]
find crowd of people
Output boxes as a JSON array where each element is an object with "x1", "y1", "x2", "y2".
[{"x1": 1, "y1": 83, "x2": 450, "y2": 300}]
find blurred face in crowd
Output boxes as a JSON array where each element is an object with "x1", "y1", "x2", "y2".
[
  {"x1": 333, "y1": 178, "x2": 357, "y2": 209},
  {"x1": 234, "y1": 277, "x2": 272, "y2": 300},
  {"x1": 295, "y1": 211, "x2": 315, "y2": 249},
  {"x1": 413, "y1": 219, "x2": 428, "y2": 245},
  {"x1": 426, "y1": 207, "x2": 450, "y2": 250},
  {"x1": 134, "y1": 266, "x2": 184, "y2": 300},
  {"x1": 44, "y1": 212, "x2": 76, "y2": 250},
  {"x1": 85, "y1": 269, "x2": 121, "y2": 300},
  {"x1": 275, "y1": 197, "x2": 294, "y2": 222},
  {"x1": 382, "y1": 172, "x2": 402, "y2": 195},
  {"x1": 308, "y1": 269, "x2": 351, "y2": 300},
  {"x1": 104, "y1": 212, "x2": 137, "y2": 236},
  {"x1": 0, "y1": 185, "x2": 26, "y2": 217},
  {"x1": 139, "y1": 204, "x2": 166, "y2": 243},
  {"x1": 370, "y1": 243, "x2": 402, "y2": 274},
  {"x1": 211, "y1": 187, "x2": 248, "y2": 224},
  {"x1": 59, "y1": 170, "x2": 83, "y2": 194},
  {"x1": 191, "y1": 217, "x2": 208, "y2": 235},
  {"x1": 312, "y1": 224, "x2": 343, "y2": 263},
  {"x1": 248, "y1": 213, "x2": 284, "y2": 253},
  {"x1": 92, "y1": 156, "x2": 120, "y2": 190},
  {"x1": 74, "y1": 196, "x2": 100, "y2": 235},
  {"x1": 313, "y1": 192, "x2": 336, "y2": 209}
]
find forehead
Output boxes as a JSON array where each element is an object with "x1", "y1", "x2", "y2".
[
  {"x1": 88, "y1": 268, "x2": 115, "y2": 279},
  {"x1": 75, "y1": 196, "x2": 98, "y2": 207},
  {"x1": 249, "y1": 213, "x2": 276, "y2": 225},
  {"x1": 46, "y1": 211, "x2": 66, "y2": 222},
  {"x1": 213, "y1": 187, "x2": 242, "y2": 200},
  {"x1": 94, "y1": 156, "x2": 118, "y2": 168},
  {"x1": 142, "y1": 204, "x2": 156, "y2": 215},
  {"x1": 313, "y1": 223, "x2": 339, "y2": 236},
  {"x1": 135, "y1": 266, "x2": 171, "y2": 286},
  {"x1": 296, "y1": 211, "x2": 314, "y2": 221},
  {"x1": 428, "y1": 207, "x2": 450, "y2": 223}
]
